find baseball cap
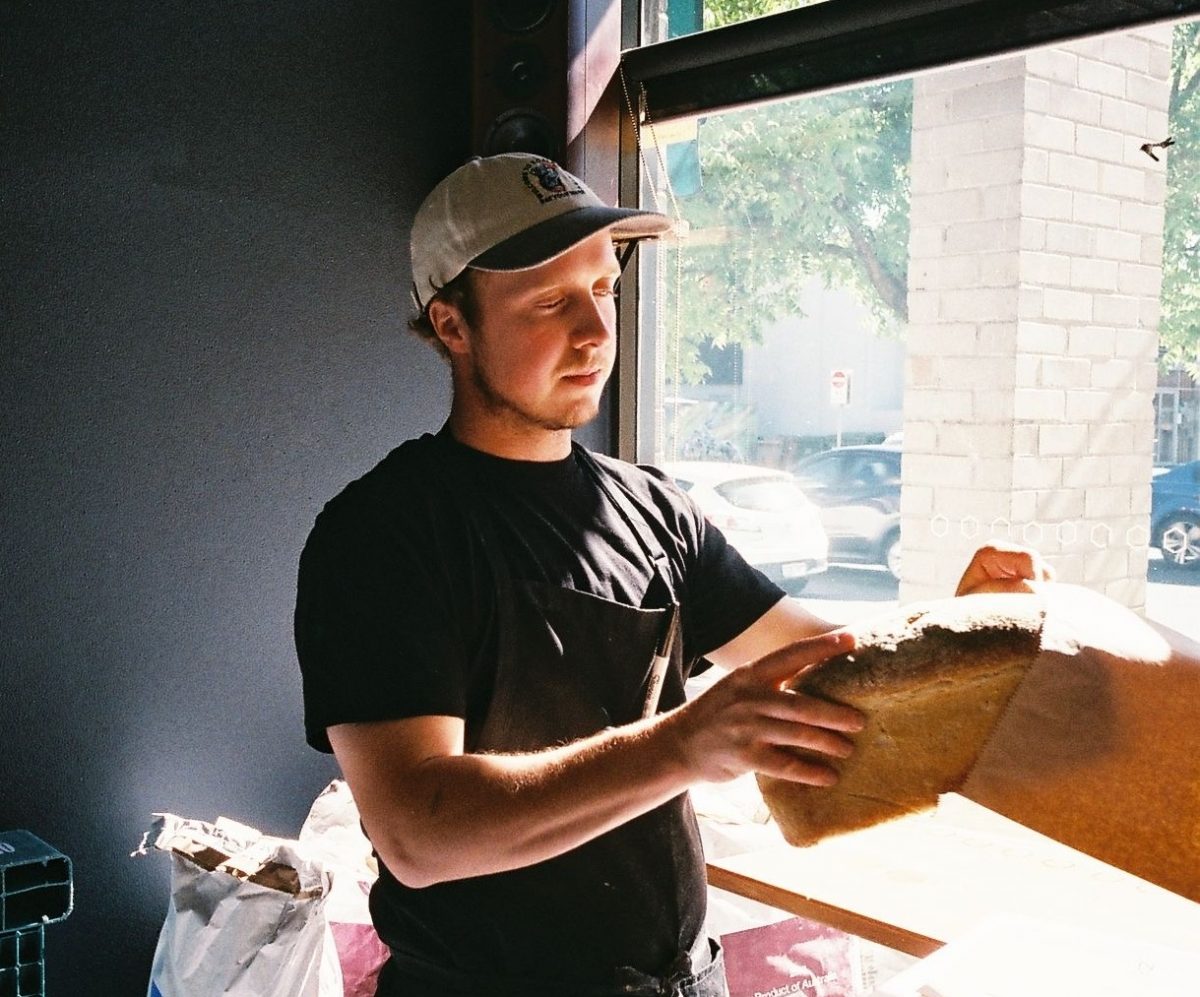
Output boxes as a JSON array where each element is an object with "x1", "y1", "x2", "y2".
[{"x1": 410, "y1": 153, "x2": 673, "y2": 311}]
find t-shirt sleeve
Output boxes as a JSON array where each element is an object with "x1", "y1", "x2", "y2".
[
  {"x1": 294, "y1": 504, "x2": 472, "y2": 753},
  {"x1": 634, "y1": 463, "x2": 784, "y2": 663},
  {"x1": 681, "y1": 513, "x2": 785, "y2": 663}
]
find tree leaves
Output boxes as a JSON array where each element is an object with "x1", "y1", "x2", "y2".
[
  {"x1": 667, "y1": 6, "x2": 1199, "y2": 385},
  {"x1": 1161, "y1": 20, "x2": 1200, "y2": 374},
  {"x1": 662, "y1": 73, "x2": 910, "y2": 385}
]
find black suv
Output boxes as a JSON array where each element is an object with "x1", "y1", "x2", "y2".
[{"x1": 790, "y1": 445, "x2": 902, "y2": 578}]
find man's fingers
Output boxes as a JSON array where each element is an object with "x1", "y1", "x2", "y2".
[
  {"x1": 748, "y1": 630, "x2": 855, "y2": 687},
  {"x1": 682, "y1": 632, "x2": 866, "y2": 786},
  {"x1": 756, "y1": 688, "x2": 865, "y2": 734},
  {"x1": 754, "y1": 715, "x2": 858, "y2": 756},
  {"x1": 754, "y1": 746, "x2": 842, "y2": 786}
]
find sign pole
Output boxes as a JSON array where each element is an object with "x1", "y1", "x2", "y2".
[{"x1": 829, "y1": 368, "x2": 851, "y2": 447}]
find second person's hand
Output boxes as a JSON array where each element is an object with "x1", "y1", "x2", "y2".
[{"x1": 955, "y1": 541, "x2": 1055, "y2": 597}]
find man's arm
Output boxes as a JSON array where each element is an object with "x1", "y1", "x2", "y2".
[
  {"x1": 704, "y1": 595, "x2": 840, "y2": 670},
  {"x1": 706, "y1": 541, "x2": 1058, "y2": 670},
  {"x1": 330, "y1": 630, "x2": 863, "y2": 888}
]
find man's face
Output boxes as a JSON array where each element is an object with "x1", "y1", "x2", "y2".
[{"x1": 456, "y1": 230, "x2": 622, "y2": 436}]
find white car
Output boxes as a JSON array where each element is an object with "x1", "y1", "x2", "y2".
[{"x1": 661, "y1": 460, "x2": 829, "y2": 591}]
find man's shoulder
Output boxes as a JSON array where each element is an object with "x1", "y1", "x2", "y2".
[
  {"x1": 585, "y1": 449, "x2": 686, "y2": 506},
  {"x1": 585, "y1": 448, "x2": 673, "y2": 487},
  {"x1": 310, "y1": 433, "x2": 454, "y2": 538},
  {"x1": 582, "y1": 449, "x2": 701, "y2": 545}
]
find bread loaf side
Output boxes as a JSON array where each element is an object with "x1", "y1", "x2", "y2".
[{"x1": 757, "y1": 594, "x2": 1045, "y2": 846}]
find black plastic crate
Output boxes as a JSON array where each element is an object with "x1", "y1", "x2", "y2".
[
  {"x1": 0, "y1": 832, "x2": 72, "y2": 933},
  {"x1": 0, "y1": 926, "x2": 44, "y2": 997}
]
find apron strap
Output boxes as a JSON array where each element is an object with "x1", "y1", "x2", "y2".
[{"x1": 573, "y1": 445, "x2": 679, "y2": 609}]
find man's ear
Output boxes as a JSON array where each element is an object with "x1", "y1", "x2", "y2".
[{"x1": 427, "y1": 298, "x2": 471, "y2": 356}]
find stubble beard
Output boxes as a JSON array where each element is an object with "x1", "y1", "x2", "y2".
[{"x1": 469, "y1": 361, "x2": 600, "y2": 433}]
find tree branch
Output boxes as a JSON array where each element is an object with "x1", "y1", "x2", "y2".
[
  {"x1": 830, "y1": 200, "x2": 908, "y2": 322},
  {"x1": 819, "y1": 243, "x2": 856, "y2": 259}
]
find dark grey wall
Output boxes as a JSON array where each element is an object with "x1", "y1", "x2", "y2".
[{"x1": 1, "y1": 1, "x2": 471, "y2": 990}]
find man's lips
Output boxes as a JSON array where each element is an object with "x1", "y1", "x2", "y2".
[{"x1": 561, "y1": 369, "x2": 604, "y2": 385}]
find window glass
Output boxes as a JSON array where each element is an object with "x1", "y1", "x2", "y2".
[
  {"x1": 716, "y1": 477, "x2": 809, "y2": 512},
  {"x1": 636, "y1": 18, "x2": 1200, "y2": 637},
  {"x1": 641, "y1": 0, "x2": 822, "y2": 44}
]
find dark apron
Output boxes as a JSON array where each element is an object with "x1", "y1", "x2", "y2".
[{"x1": 374, "y1": 445, "x2": 728, "y2": 997}]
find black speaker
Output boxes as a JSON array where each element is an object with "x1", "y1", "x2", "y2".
[{"x1": 472, "y1": 0, "x2": 568, "y2": 161}]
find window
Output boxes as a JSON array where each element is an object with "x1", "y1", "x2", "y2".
[{"x1": 624, "y1": 2, "x2": 1200, "y2": 637}]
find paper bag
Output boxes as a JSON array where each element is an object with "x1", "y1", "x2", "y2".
[
  {"x1": 961, "y1": 584, "x2": 1200, "y2": 902},
  {"x1": 299, "y1": 781, "x2": 390, "y2": 997},
  {"x1": 135, "y1": 813, "x2": 342, "y2": 997}
]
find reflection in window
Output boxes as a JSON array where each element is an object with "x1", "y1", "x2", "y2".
[{"x1": 636, "y1": 18, "x2": 1200, "y2": 636}]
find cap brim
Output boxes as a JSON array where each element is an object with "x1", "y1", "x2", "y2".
[{"x1": 470, "y1": 205, "x2": 673, "y2": 272}]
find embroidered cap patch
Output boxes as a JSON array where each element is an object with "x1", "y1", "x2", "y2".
[{"x1": 522, "y1": 159, "x2": 586, "y2": 203}]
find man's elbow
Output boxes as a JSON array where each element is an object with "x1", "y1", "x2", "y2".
[{"x1": 371, "y1": 831, "x2": 455, "y2": 889}]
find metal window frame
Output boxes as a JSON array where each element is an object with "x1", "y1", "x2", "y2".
[{"x1": 624, "y1": 0, "x2": 1200, "y2": 124}]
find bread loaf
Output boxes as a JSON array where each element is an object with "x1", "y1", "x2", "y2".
[{"x1": 757, "y1": 594, "x2": 1045, "y2": 846}]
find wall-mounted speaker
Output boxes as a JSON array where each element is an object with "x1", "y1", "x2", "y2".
[{"x1": 472, "y1": 0, "x2": 568, "y2": 160}]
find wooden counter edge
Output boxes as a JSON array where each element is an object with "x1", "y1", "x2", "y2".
[{"x1": 706, "y1": 861, "x2": 943, "y2": 959}]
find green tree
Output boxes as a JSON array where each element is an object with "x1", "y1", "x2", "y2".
[
  {"x1": 662, "y1": 0, "x2": 911, "y2": 386},
  {"x1": 1161, "y1": 19, "x2": 1200, "y2": 373},
  {"x1": 701, "y1": 0, "x2": 806, "y2": 30},
  {"x1": 662, "y1": 8, "x2": 1200, "y2": 386}
]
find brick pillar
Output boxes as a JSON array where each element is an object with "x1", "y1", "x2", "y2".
[{"x1": 902, "y1": 28, "x2": 1172, "y2": 607}]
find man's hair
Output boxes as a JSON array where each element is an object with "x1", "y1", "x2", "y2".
[{"x1": 407, "y1": 269, "x2": 479, "y2": 361}]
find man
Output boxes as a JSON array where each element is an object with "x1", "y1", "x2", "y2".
[{"x1": 294, "y1": 153, "x2": 1048, "y2": 996}]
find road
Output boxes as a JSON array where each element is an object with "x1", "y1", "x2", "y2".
[
  {"x1": 787, "y1": 560, "x2": 1200, "y2": 640},
  {"x1": 1144, "y1": 554, "x2": 1200, "y2": 639},
  {"x1": 787, "y1": 564, "x2": 899, "y2": 625}
]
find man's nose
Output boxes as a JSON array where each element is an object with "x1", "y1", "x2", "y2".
[{"x1": 571, "y1": 294, "x2": 615, "y2": 346}]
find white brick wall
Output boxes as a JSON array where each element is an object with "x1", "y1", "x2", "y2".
[
  {"x1": 1067, "y1": 325, "x2": 1117, "y2": 356},
  {"x1": 903, "y1": 26, "x2": 1172, "y2": 607},
  {"x1": 1046, "y1": 220, "x2": 1099, "y2": 255},
  {"x1": 1047, "y1": 152, "x2": 1099, "y2": 189}
]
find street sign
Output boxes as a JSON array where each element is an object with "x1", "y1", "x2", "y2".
[{"x1": 830, "y1": 368, "x2": 852, "y2": 406}]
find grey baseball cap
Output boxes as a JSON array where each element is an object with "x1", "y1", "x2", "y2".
[{"x1": 410, "y1": 153, "x2": 672, "y2": 311}]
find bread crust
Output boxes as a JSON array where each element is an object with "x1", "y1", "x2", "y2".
[{"x1": 757, "y1": 595, "x2": 1045, "y2": 846}]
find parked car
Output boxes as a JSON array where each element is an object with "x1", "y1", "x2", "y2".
[
  {"x1": 1151, "y1": 460, "x2": 1200, "y2": 569},
  {"x1": 661, "y1": 461, "x2": 829, "y2": 591},
  {"x1": 789, "y1": 445, "x2": 902, "y2": 578}
]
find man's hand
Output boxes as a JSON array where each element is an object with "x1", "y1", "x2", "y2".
[
  {"x1": 955, "y1": 541, "x2": 1055, "y2": 597},
  {"x1": 669, "y1": 630, "x2": 864, "y2": 787}
]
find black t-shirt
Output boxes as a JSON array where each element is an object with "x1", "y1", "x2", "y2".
[
  {"x1": 296, "y1": 431, "x2": 784, "y2": 751},
  {"x1": 293, "y1": 430, "x2": 784, "y2": 983}
]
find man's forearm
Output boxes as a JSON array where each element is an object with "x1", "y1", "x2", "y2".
[
  {"x1": 706, "y1": 595, "x2": 841, "y2": 670},
  {"x1": 359, "y1": 711, "x2": 694, "y2": 888}
]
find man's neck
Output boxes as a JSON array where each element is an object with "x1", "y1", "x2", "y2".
[{"x1": 446, "y1": 409, "x2": 573, "y2": 462}]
